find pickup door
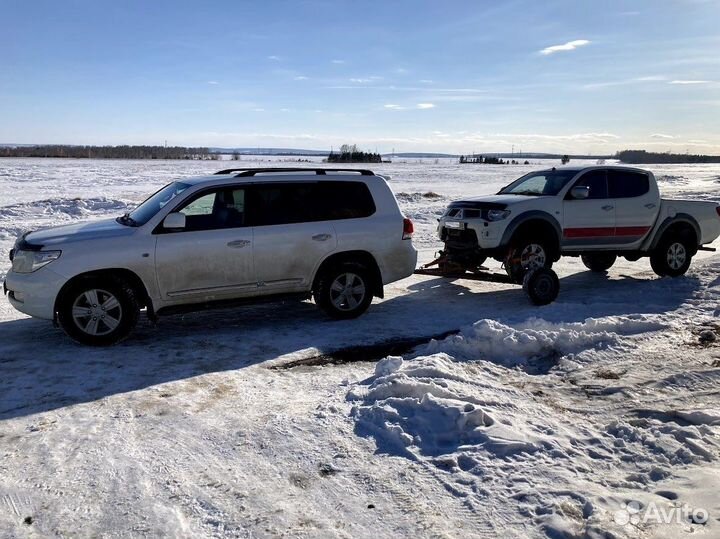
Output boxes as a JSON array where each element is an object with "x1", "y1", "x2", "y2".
[
  {"x1": 562, "y1": 169, "x2": 617, "y2": 249},
  {"x1": 609, "y1": 169, "x2": 659, "y2": 249}
]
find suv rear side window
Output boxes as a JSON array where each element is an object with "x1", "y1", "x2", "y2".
[
  {"x1": 249, "y1": 181, "x2": 375, "y2": 226},
  {"x1": 608, "y1": 170, "x2": 650, "y2": 198},
  {"x1": 570, "y1": 169, "x2": 608, "y2": 199}
]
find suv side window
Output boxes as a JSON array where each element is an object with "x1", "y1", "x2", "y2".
[
  {"x1": 174, "y1": 188, "x2": 246, "y2": 231},
  {"x1": 608, "y1": 170, "x2": 650, "y2": 198},
  {"x1": 248, "y1": 181, "x2": 375, "y2": 226},
  {"x1": 315, "y1": 181, "x2": 375, "y2": 220},
  {"x1": 569, "y1": 169, "x2": 608, "y2": 199}
]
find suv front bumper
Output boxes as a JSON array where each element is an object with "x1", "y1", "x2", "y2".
[{"x1": 4, "y1": 268, "x2": 67, "y2": 320}]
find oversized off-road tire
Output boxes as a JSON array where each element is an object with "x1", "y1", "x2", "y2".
[
  {"x1": 57, "y1": 276, "x2": 140, "y2": 346},
  {"x1": 505, "y1": 239, "x2": 554, "y2": 284},
  {"x1": 581, "y1": 253, "x2": 617, "y2": 272},
  {"x1": 314, "y1": 262, "x2": 373, "y2": 319},
  {"x1": 650, "y1": 235, "x2": 693, "y2": 277},
  {"x1": 522, "y1": 267, "x2": 560, "y2": 306}
]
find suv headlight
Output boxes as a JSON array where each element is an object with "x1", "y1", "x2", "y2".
[
  {"x1": 11, "y1": 250, "x2": 62, "y2": 273},
  {"x1": 486, "y1": 209, "x2": 511, "y2": 221}
]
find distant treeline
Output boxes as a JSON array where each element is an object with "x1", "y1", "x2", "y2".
[
  {"x1": 617, "y1": 150, "x2": 720, "y2": 164},
  {"x1": 326, "y1": 144, "x2": 382, "y2": 163},
  {"x1": 460, "y1": 155, "x2": 529, "y2": 165},
  {"x1": 1, "y1": 145, "x2": 217, "y2": 160}
]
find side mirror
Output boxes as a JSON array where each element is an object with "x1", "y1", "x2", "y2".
[
  {"x1": 163, "y1": 212, "x2": 186, "y2": 230},
  {"x1": 570, "y1": 185, "x2": 590, "y2": 200}
]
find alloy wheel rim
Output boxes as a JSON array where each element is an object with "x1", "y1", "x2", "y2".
[
  {"x1": 71, "y1": 288, "x2": 123, "y2": 336},
  {"x1": 666, "y1": 243, "x2": 687, "y2": 270},
  {"x1": 520, "y1": 244, "x2": 547, "y2": 269},
  {"x1": 329, "y1": 273, "x2": 366, "y2": 311}
]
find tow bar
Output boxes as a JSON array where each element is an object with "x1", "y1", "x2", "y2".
[{"x1": 414, "y1": 254, "x2": 560, "y2": 306}]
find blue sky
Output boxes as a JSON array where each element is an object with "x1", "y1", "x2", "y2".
[{"x1": 1, "y1": 0, "x2": 718, "y2": 153}]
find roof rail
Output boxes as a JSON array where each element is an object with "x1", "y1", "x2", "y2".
[{"x1": 214, "y1": 167, "x2": 375, "y2": 176}]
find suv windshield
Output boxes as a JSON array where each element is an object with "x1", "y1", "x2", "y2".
[
  {"x1": 124, "y1": 182, "x2": 191, "y2": 226},
  {"x1": 498, "y1": 169, "x2": 578, "y2": 196}
]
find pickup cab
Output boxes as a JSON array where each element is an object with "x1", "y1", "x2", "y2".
[{"x1": 437, "y1": 165, "x2": 720, "y2": 281}]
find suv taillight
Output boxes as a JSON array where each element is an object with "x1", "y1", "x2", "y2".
[{"x1": 403, "y1": 218, "x2": 414, "y2": 240}]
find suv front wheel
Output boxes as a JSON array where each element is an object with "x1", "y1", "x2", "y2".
[
  {"x1": 57, "y1": 276, "x2": 140, "y2": 346},
  {"x1": 315, "y1": 262, "x2": 373, "y2": 319}
]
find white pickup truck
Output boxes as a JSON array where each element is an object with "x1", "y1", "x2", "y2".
[{"x1": 437, "y1": 165, "x2": 720, "y2": 282}]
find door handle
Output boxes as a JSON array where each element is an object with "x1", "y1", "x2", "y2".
[
  {"x1": 312, "y1": 233, "x2": 332, "y2": 241},
  {"x1": 227, "y1": 239, "x2": 251, "y2": 248},
  {"x1": 602, "y1": 205, "x2": 614, "y2": 211},
  {"x1": 645, "y1": 203, "x2": 656, "y2": 209}
]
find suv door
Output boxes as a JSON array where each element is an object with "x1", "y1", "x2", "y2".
[
  {"x1": 249, "y1": 182, "x2": 337, "y2": 295},
  {"x1": 154, "y1": 187, "x2": 256, "y2": 301},
  {"x1": 608, "y1": 169, "x2": 658, "y2": 248},
  {"x1": 562, "y1": 169, "x2": 617, "y2": 249}
]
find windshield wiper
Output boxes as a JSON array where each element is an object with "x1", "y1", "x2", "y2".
[{"x1": 116, "y1": 212, "x2": 138, "y2": 227}]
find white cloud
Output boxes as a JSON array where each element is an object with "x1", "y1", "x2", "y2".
[
  {"x1": 539, "y1": 39, "x2": 590, "y2": 55},
  {"x1": 207, "y1": 81, "x2": 219, "y2": 85},
  {"x1": 416, "y1": 103, "x2": 436, "y2": 109},
  {"x1": 419, "y1": 79, "x2": 434, "y2": 84},
  {"x1": 384, "y1": 104, "x2": 404, "y2": 110},
  {"x1": 688, "y1": 139, "x2": 708, "y2": 144},
  {"x1": 670, "y1": 80, "x2": 710, "y2": 84},
  {"x1": 350, "y1": 78, "x2": 372, "y2": 83},
  {"x1": 252, "y1": 108, "x2": 265, "y2": 112},
  {"x1": 650, "y1": 133, "x2": 674, "y2": 139},
  {"x1": 331, "y1": 59, "x2": 345, "y2": 64},
  {"x1": 293, "y1": 76, "x2": 308, "y2": 81},
  {"x1": 267, "y1": 55, "x2": 281, "y2": 61}
]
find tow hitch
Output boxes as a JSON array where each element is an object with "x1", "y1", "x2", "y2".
[{"x1": 415, "y1": 251, "x2": 560, "y2": 306}]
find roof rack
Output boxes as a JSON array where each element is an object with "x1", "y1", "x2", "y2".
[{"x1": 214, "y1": 167, "x2": 375, "y2": 176}]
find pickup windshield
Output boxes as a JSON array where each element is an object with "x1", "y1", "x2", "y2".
[
  {"x1": 498, "y1": 170, "x2": 578, "y2": 196},
  {"x1": 124, "y1": 182, "x2": 191, "y2": 226}
]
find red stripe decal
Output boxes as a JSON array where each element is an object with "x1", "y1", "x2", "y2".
[
  {"x1": 563, "y1": 227, "x2": 614, "y2": 238},
  {"x1": 615, "y1": 226, "x2": 651, "y2": 237},
  {"x1": 563, "y1": 226, "x2": 651, "y2": 238}
]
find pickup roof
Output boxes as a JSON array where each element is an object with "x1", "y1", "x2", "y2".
[{"x1": 437, "y1": 165, "x2": 720, "y2": 281}]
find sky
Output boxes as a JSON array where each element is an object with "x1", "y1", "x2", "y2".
[{"x1": 1, "y1": 0, "x2": 719, "y2": 154}]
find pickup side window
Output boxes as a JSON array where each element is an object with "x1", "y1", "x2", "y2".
[
  {"x1": 173, "y1": 188, "x2": 246, "y2": 231},
  {"x1": 568, "y1": 169, "x2": 608, "y2": 199},
  {"x1": 608, "y1": 170, "x2": 650, "y2": 198}
]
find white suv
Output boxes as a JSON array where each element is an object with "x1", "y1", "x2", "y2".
[{"x1": 4, "y1": 168, "x2": 417, "y2": 345}]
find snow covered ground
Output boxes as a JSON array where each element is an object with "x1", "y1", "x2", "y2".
[{"x1": 0, "y1": 157, "x2": 719, "y2": 538}]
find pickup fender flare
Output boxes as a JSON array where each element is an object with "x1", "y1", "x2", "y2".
[
  {"x1": 500, "y1": 210, "x2": 562, "y2": 251},
  {"x1": 648, "y1": 213, "x2": 701, "y2": 251}
]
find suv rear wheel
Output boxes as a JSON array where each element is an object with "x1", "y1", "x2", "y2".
[
  {"x1": 505, "y1": 239, "x2": 553, "y2": 284},
  {"x1": 315, "y1": 262, "x2": 373, "y2": 319},
  {"x1": 650, "y1": 235, "x2": 693, "y2": 277},
  {"x1": 581, "y1": 253, "x2": 617, "y2": 272},
  {"x1": 57, "y1": 276, "x2": 140, "y2": 346}
]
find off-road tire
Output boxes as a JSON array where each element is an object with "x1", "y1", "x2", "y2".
[
  {"x1": 522, "y1": 267, "x2": 560, "y2": 306},
  {"x1": 650, "y1": 234, "x2": 693, "y2": 277},
  {"x1": 505, "y1": 238, "x2": 554, "y2": 284},
  {"x1": 581, "y1": 253, "x2": 617, "y2": 272},
  {"x1": 57, "y1": 276, "x2": 140, "y2": 346},
  {"x1": 315, "y1": 262, "x2": 373, "y2": 319}
]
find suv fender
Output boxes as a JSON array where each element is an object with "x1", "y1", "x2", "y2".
[
  {"x1": 500, "y1": 211, "x2": 562, "y2": 260},
  {"x1": 312, "y1": 251, "x2": 384, "y2": 298},
  {"x1": 54, "y1": 268, "x2": 153, "y2": 316}
]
